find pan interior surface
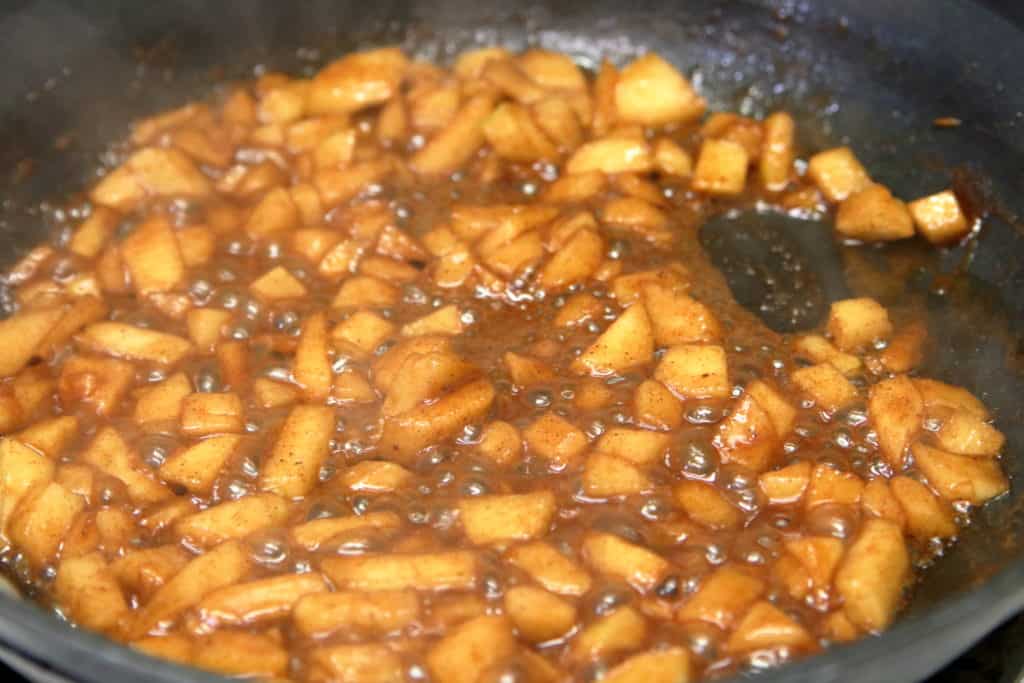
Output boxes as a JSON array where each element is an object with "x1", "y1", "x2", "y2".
[{"x1": 0, "y1": 1, "x2": 1022, "y2": 682}]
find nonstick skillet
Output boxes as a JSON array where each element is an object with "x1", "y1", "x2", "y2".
[{"x1": 0, "y1": 1, "x2": 1022, "y2": 681}]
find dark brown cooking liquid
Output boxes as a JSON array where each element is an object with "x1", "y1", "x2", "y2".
[{"x1": 0, "y1": 51, "x2": 1000, "y2": 683}]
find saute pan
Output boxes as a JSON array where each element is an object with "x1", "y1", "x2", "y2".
[{"x1": 0, "y1": 1, "x2": 1022, "y2": 681}]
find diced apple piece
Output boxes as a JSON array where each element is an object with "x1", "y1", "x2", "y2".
[
  {"x1": 371, "y1": 336, "x2": 452, "y2": 392},
  {"x1": 571, "y1": 606, "x2": 648, "y2": 662},
  {"x1": 477, "y1": 421, "x2": 523, "y2": 465},
  {"x1": 807, "y1": 147, "x2": 871, "y2": 203},
  {"x1": 725, "y1": 601, "x2": 814, "y2": 653},
  {"x1": 402, "y1": 305, "x2": 463, "y2": 337},
  {"x1": 253, "y1": 377, "x2": 300, "y2": 409},
  {"x1": 654, "y1": 138, "x2": 693, "y2": 178},
  {"x1": 633, "y1": 379, "x2": 684, "y2": 430},
  {"x1": 614, "y1": 54, "x2": 704, "y2": 126},
  {"x1": 484, "y1": 102, "x2": 558, "y2": 162},
  {"x1": 179, "y1": 392, "x2": 244, "y2": 437},
  {"x1": 595, "y1": 428, "x2": 670, "y2": 466},
  {"x1": 909, "y1": 190, "x2": 970, "y2": 244},
  {"x1": 332, "y1": 310, "x2": 395, "y2": 359},
  {"x1": 69, "y1": 207, "x2": 120, "y2": 259},
  {"x1": 543, "y1": 171, "x2": 607, "y2": 203},
  {"x1": 869, "y1": 375, "x2": 924, "y2": 469},
  {"x1": 612, "y1": 264, "x2": 690, "y2": 303},
  {"x1": 124, "y1": 540, "x2": 249, "y2": 639},
  {"x1": 91, "y1": 148, "x2": 211, "y2": 210},
  {"x1": 342, "y1": 460, "x2": 412, "y2": 493},
  {"x1": 290, "y1": 312, "x2": 331, "y2": 401},
  {"x1": 288, "y1": 511, "x2": 401, "y2": 552},
  {"x1": 322, "y1": 551, "x2": 478, "y2": 591},
  {"x1": 934, "y1": 411, "x2": 1004, "y2": 456},
  {"x1": 912, "y1": 378, "x2": 988, "y2": 420},
  {"x1": 532, "y1": 96, "x2": 584, "y2": 152},
  {"x1": 0, "y1": 437, "x2": 55, "y2": 537},
  {"x1": 676, "y1": 566, "x2": 764, "y2": 629},
  {"x1": 890, "y1": 475, "x2": 957, "y2": 539},
  {"x1": 427, "y1": 615, "x2": 517, "y2": 683},
  {"x1": 332, "y1": 275, "x2": 400, "y2": 309},
  {"x1": 458, "y1": 491, "x2": 556, "y2": 545},
  {"x1": 603, "y1": 648, "x2": 691, "y2": 683},
  {"x1": 196, "y1": 572, "x2": 327, "y2": 627},
  {"x1": 538, "y1": 228, "x2": 604, "y2": 291},
  {"x1": 0, "y1": 306, "x2": 65, "y2": 376},
  {"x1": 643, "y1": 285, "x2": 721, "y2": 346},
  {"x1": 503, "y1": 352, "x2": 556, "y2": 387},
  {"x1": 159, "y1": 434, "x2": 241, "y2": 495},
  {"x1": 192, "y1": 631, "x2": 288, "y2": 678},
  {"x1": 504, "y1": 541, "x2": 592, "y2": 597},
  {"x1": 121, "y1": 217, "x2": 186, "y2": 294},
  {"x1": 54, "y1": 552, "x2": 127, "y2": 632},
  {"x1": 7, "y1": 480, "x2": 83, "y2": 568},
  {"x1": 693, "y1": 139, "x2": 749, "y2": 196},
  {"x1": 794, "y1": 335, "x2": 861, "y2": 376},
  {"x1": 827, "y1": 298, "x2": 892, "y2": 352},
  {"x1": 880, "y1": 321, "x2": 928, "y2": 373},
  {"x1": 185, "y1": 309, "x2": 231, "y2": 353},
  {"x1": 566, "y1": 137, "x2": 653, "y2": 175},
  {"x1": 523, "y1": 413, "x2": 588, "y2": 469},
  {"x1": 836, "y1": 184, "x2": 914, "y2": 241},
  {"x1": 308, "y1": 643, "x2": 404, "y2": 683},
  {"x1": 15, "y1": 416, "x2": 78, "y2": 458},
  {"x1": 713, "y1": 393, "x2": 779, "y2": 473},
  {"x1": 912, "y1": 443, "x2": 1008, "y2": 505},
  {"x1": 58, "y1": 354, "x2": 136, "y2": 416},
  {"x1": 654, "y1": 344, "x2": 730, "y2": 400},
  {"x1": 582, "y1": 532, "x2": 670, "y2": 592},
  {"x1": 308, "y1": 47, "x2": 407, "y2": 114},
  {"x1": 249, "y1": 266, "x2": 308, "y2": 301},
  {"x1": 77, "y1": 322, "x2": 193, "y2": 365},
  {"x1": 504, "y1": 585, "x2": 577, "y2": 642},
  {"x1": 573, "y1": 303, "x2": 651, "y2": 374},
  {"x1": 835, "y1": 518, "x2": 909, "y2": 631},
  {"x1": 758, "y1": 461, "x2": 812, "y2": 505},
  {"x1": 584, "y1": 452, "x2": 652, "y2": 497},
  {"x1": 805, "y1": 463, "x2": 865, "y2": 508},
  {"x1": 861, "y1": 478, "x2": 907, "y2": 529},
  {"x1": 674, "y1": 479, "x2": 743, "y2": 530},
  {"x1": 760, "y1": 111, "x2": 795, "y2": 191},
  {"x1": 411, "y1": 93, "x2": 497, "y2": 176},
  {"x1": 294, "y1": 589, "x2": 419, "y2": 637},
  {"x1": 791, "y1": 363, "x2": 858, "y2": 412},
  {"x1": 785, "y1": 536, "x2": 844, "y2": 589},
  {"x1": 81, "y1": 427, "x2": 170, "y2": 504},
  {"x1": 259, "y1": 404, "x2": 335, "y2": 498},
  {"x1": 379, "y1": 376, "x2": 494, "y2": 461},
  {"x1": 246, "y1": 188, "x2": 300, "y2": 239},
  {"x1": 174, "y1": 493, "x2": 290, "y2": 548}
]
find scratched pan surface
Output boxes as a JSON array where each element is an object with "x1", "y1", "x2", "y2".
[{"x1": 0, "y1": 1, "x2": 1023, "y2": 681}]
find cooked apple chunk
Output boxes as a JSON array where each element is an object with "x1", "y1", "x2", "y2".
[
  {"x1": 582, "y1": 532, "x2": 670, "y2": 592},
  {"x1": 693, "y1": 139, "x2": 749, "y2": 196},
  {"x1": 572, "y1": 303, "x2": 654, "y2": 377},
  {"x1": 791, "y1": 363, "x2": 858, "y2": 412},
  {"x1": 614, "y1": 54, "x2": 705, "y2": 126},
  {"x1": 912, "y1": 443, "x2": 1008, "y2": 505},
  {"x1": 676, "y1": 566, "x2": 764, "y2": 630},
  {"x1": 654, "y1": 344, "x2": 730, "y2": 400},
  {"x1": 458, "y1": 491, "x2": 556, "y2": 545},
  {"x1": 908, "y1": 189, "x2": 970, "y2": 244},
  {"x1": 835, "y1": 184, "x2": 914, "y2": 241},
  {"x1": 869, "y1": 375, "x2": 924, "y2": 469},
  {"x1": 835, "y1": 519, "x2": 909, "y2": 631},
  {"x1": 807, "y1": 146, "x2": 871, "y2": 203}
]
